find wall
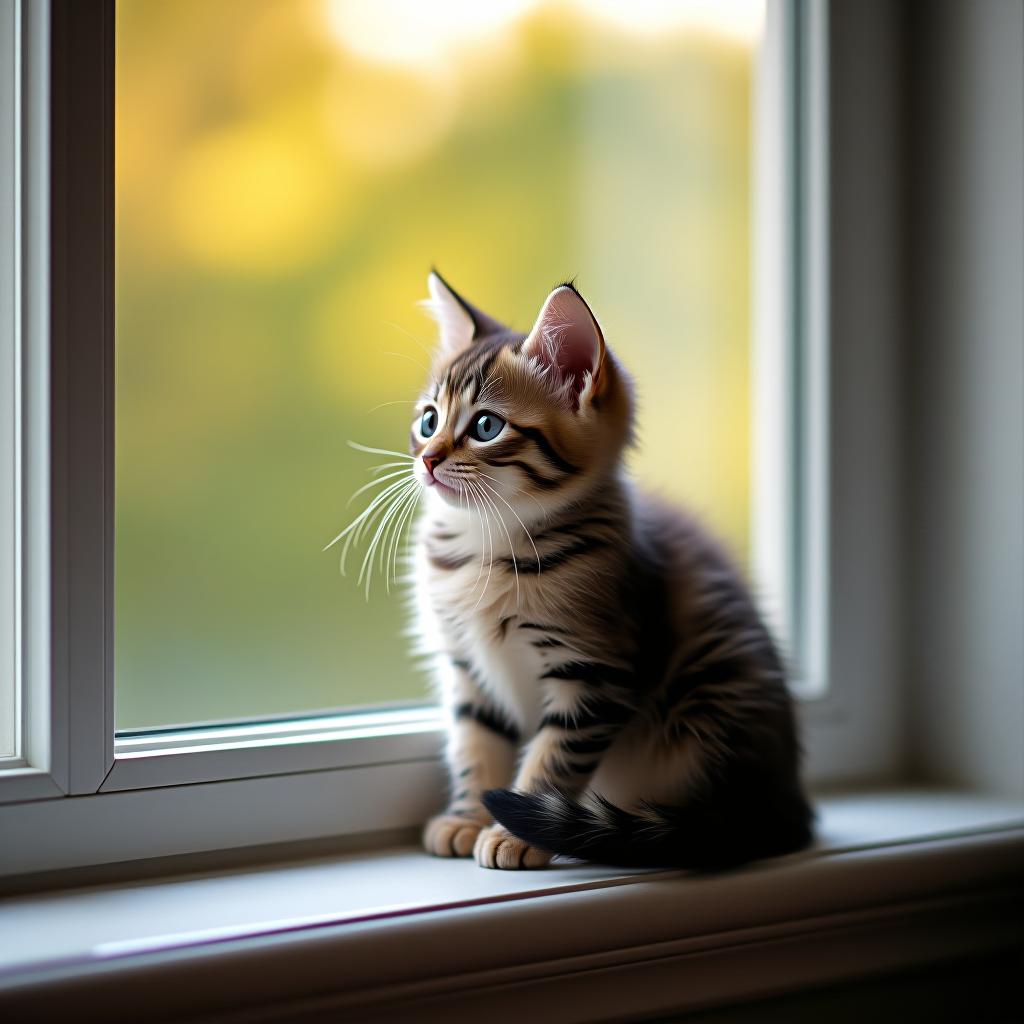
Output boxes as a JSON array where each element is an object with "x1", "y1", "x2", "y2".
[{"x1": 905, "y1": 0, "x2": 1024, "y2": 794}]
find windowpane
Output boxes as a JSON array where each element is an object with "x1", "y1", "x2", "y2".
[
  {"x1": 1, "y1": 0, "x2": 18, "y2": 759},
  {"x1": 115, "y1": 0, "x2": 762, "y2": 730}
]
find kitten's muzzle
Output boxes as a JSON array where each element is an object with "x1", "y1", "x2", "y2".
[
  {"x1": 422, "y1": 453, "x2": 445, "y2": 478},
  {"x1": 420, "y1": 453, "x2": 460, "y2": 496}
]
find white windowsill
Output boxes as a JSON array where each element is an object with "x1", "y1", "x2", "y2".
[{"x1": 0, "y1": 787, "x2": 1022, "y2": 1022}]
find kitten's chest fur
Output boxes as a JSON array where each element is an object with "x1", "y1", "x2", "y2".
[{"x1": 413, "y1": 500, "x2": 589, "y2": 734}]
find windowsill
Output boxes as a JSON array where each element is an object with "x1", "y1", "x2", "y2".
[{"x1": 1, "y1": 787, "x2": 1022, "y2": 1021}]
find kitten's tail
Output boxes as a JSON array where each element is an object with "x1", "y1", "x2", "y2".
[{"x1": 482, "y1": 788, "x2": 813, "y2": 870}]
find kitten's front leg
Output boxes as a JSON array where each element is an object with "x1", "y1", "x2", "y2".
[
  {"x1": 423, "y1": 659, "x2": 519, "y2": 858},
  {"x1": 475, "y1": 668, "x2": 634, "y2": 869}
]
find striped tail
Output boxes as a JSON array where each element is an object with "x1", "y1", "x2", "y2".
[{"x1": 483, "y1": 788, "x2": 813, "y2": 870}]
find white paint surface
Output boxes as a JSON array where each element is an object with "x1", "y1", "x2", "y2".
[{"x1": 1, "y1": 787, "x2": 1020, "y2": 982}]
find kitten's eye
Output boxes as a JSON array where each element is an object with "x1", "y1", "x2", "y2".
[
  {"x1": 470, "y1": 412, "x2": 505, "y2": 442},
  {"x1": 420, "y1": 408, "x2": 439, "y2": 438}
]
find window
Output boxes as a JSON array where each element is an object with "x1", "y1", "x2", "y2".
[
  {"x1": 114, "y1": 0, "x2": 764, "y2": 731},
  {"x1": 0, "y1": 0, "x2": 902, "y2": 877}
]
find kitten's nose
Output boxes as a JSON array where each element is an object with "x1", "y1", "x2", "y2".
[{"x1": 423, "y1": 453, "x2": 444, "y2": 478}]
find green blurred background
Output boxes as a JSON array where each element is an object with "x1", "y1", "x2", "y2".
[{"x1": 114, "y1": 0, "x2": 761, "y2": 730}]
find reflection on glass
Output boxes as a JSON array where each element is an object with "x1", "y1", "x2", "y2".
[{"x1": 115, "y1": 0, "x2": 761, "y2": 729}]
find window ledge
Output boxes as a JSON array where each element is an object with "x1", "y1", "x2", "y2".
[{"x1": 1, "y1": 787, "x2": 1022, "y2": 1022}]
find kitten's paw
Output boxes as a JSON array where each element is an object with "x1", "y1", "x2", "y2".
[
  {"x1": 473, "y1": 824, "x2": 551, "y2": 870},
  {"x1": 423, "y1": 813, "x2": 485, "y2": 858}
]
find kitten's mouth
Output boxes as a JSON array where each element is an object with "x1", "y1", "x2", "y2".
[{"x1": 421, "y1": 473, "x2": 461, "y2": 498}]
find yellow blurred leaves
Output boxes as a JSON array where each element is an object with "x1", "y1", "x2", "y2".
[
  {"x1": 170, "y1": 112, "x2": 347, "y2": 274},
  {"x1": 310, "y1": 262, "x2": 433, "y2": 407},
  {"x1": 323, "y1": 63, "x2": 458, "y2": 169}
]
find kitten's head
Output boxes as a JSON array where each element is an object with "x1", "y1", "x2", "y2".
[{"x1": 411, "y1": 272, "x2": 633, "y2": 522}]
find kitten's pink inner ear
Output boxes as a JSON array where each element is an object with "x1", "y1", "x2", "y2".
[{"x1": 522, "y1": 286, "x2": 604, "y2": 402}]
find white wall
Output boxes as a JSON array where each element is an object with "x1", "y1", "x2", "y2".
[{"x1": 906, "y1": 0, "x2": 1024, "y2": 795}]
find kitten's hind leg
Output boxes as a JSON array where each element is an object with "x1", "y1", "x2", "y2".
[{"x1": 423, "y1": 659, "x2": 519, "y2": 858}]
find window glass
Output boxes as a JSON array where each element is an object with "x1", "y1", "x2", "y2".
[{"x1": 115, "y1": 0, "x2": 762, "y2": 729}]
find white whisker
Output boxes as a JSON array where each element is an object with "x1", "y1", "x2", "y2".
[
  {"x1": 477, "y1": 476, "x2": 542, "y2": 575},
  {"x1": 382, "y1": 349, "x2": 429, "y2": 374},
  {"x1": 475, "y1": 468, "x2": 547, "y2": 520},
  {"x1": 351, "y1": 479, "x2": 412, "y2": 564},
  {"x1": 467, "y1": 479, "x2": 495, "y2": 611},
  {"x1": 324, "y1": 473, "x2": 412, "y2": 553},
  {"x1": 383, "y1": 320, "x2": 435, "y2": 361},
  {"x1": 359, "y1": 479, "x2": 418, "y2": 598},
  {"x1": 370, "y1": 460, "x2": 416, "y2": 475},
  {"x1": 347, "y1": 440, "x2": 415, "y2": 461},
  {"x1": 473, "y1": 477, "x2": 519, "y2": 603},
  {"x1": 367, "y1": 399, "x2": 417, "y2": 414},
  {"x1": 464, "y1": 482, "x2": 488, "y2": 598},
  {"x1": 342, "y1": 477, "x2": 417, "y2": 576},
  {"x1": 381, "y1": 480, "x2": 421, "y2": 592},
  {"x1": 389, "y1": 484, "x2": 422, "y2": 589},
  {"x1": 347, "y1": 466, "x2": 413, "y2": 505}
]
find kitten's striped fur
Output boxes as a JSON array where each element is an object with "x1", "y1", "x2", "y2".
[{"x1": 409, "y1": 272, "x2": 813, "y2": 869}]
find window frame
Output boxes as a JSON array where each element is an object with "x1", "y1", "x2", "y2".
[
  {"x1": 0, "y1": 0, "x2": 66, "y2": 805},
  {"x1": 0, "y1": 0, "x2": 905, "y2": 877},
  {"x1": 1, "y1": 0, "x2": 19, "y2": 766},
  {"x1": 782, "y1": 0, "x2": 905, "y2": 785}
]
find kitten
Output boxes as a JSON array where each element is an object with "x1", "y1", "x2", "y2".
[{"x1": 407, "y1": 271, "x2": 812, "y2": 870}]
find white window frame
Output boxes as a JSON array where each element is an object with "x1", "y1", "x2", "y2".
[
  {"x1": 0, "y1": 0, "x2": 65, "y2": 804},
  {"x1": 0, "y1": 0, "x2": 904, "y2": 879},
  {"x1": 0, "y1": 0, "x2": 18, "y2": 766},
  {"x1": 769, "y1": 0, "x2": 904, "y2": 785}
]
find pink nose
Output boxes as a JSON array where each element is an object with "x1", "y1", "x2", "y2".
[{"x1": 423, "y1": 454, "x2": 444, "y2": 477}]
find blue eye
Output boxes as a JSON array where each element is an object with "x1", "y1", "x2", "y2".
[
  {"x1": 470, "y1": 412, "x2": 505, "y2": 442},
  {"x1": 420, "y1": 408, "x2": 438, "y2": 437}
]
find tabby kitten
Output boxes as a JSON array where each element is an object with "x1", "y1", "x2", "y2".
[{"x1": 400, "y1": 272, "x2": 811, "y2": 870}]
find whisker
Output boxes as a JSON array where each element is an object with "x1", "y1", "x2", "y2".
[
  {"x1": 474, "y1": 478, "x2": 519, "y2": 603},
  {"x1": 367, "y1": 399, "x2": 418, "y2": 415},
  {"x1": 347, "y1": 466, "x2": 413, "y2": 505},
  {"x1": 388, "y1": 483, "x2": 422, "y2": 589},
  {"x1": 380, "y1": 484, "x2": 417, "y2": 594},
  {"x1": 324, "y1": 473, "x2": 412, "y2": 553},
  {"x1": 376, "y1": 485, "x2": 406, "y2": 591},
  {"x1": 467, "y1": 479, "x2": 495, "y2": 611},
  {"x1": 475, "y1": 468, "x2": 548, "y2": 519},
  {"x1": 353, "y1": 478, "x2": 412, "y2": 547},
  {"x1": 346, "y1": 480, "x2": 412, "y2": 576},
  {"x1": 348, "y1": 440, "x2": 415, "y2": 461},
  {"x1": 465, "y1": 482, "x2": 488, "y2": 597},
  {"x1": 401, "y1": 488, "x2": 422, "y2": 571},
  {"x1": 383, "y1": 320, "x2": 434, "y2": 361},
  {"x1": 341, "y1": 478, "x2": 416, "y2": 577},
  {"x1": 359, "y1": 479, "x2": 418, "y2": 597},
  {"x1": 382, "y1": 349, "x2": 429, "y2": 374},
  {"x1": 478, "y1": 476, "x2": 542, "y2": 575}
]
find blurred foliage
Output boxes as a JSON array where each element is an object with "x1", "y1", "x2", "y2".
[{"x1": 115, "y1": 0, "x2": 759, "y2": 729}]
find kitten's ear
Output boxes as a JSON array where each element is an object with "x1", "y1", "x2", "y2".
[
  {"x1": 423, "y1": 270, "x2": 506, "y2": 355},
  {"x1": 522, "y1": 284, "x2": 605, "y2": 406}
]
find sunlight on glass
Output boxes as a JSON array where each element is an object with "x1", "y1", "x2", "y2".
[
  {"x1": 578, "y1": 0, "x2": 762, "y2": 40},
  {"x1": 324, "y1": 0, "x2": 540, "y2": 68},
  {"x1": 115, "y1": 0, "x2": 761, "y2": 729}
]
